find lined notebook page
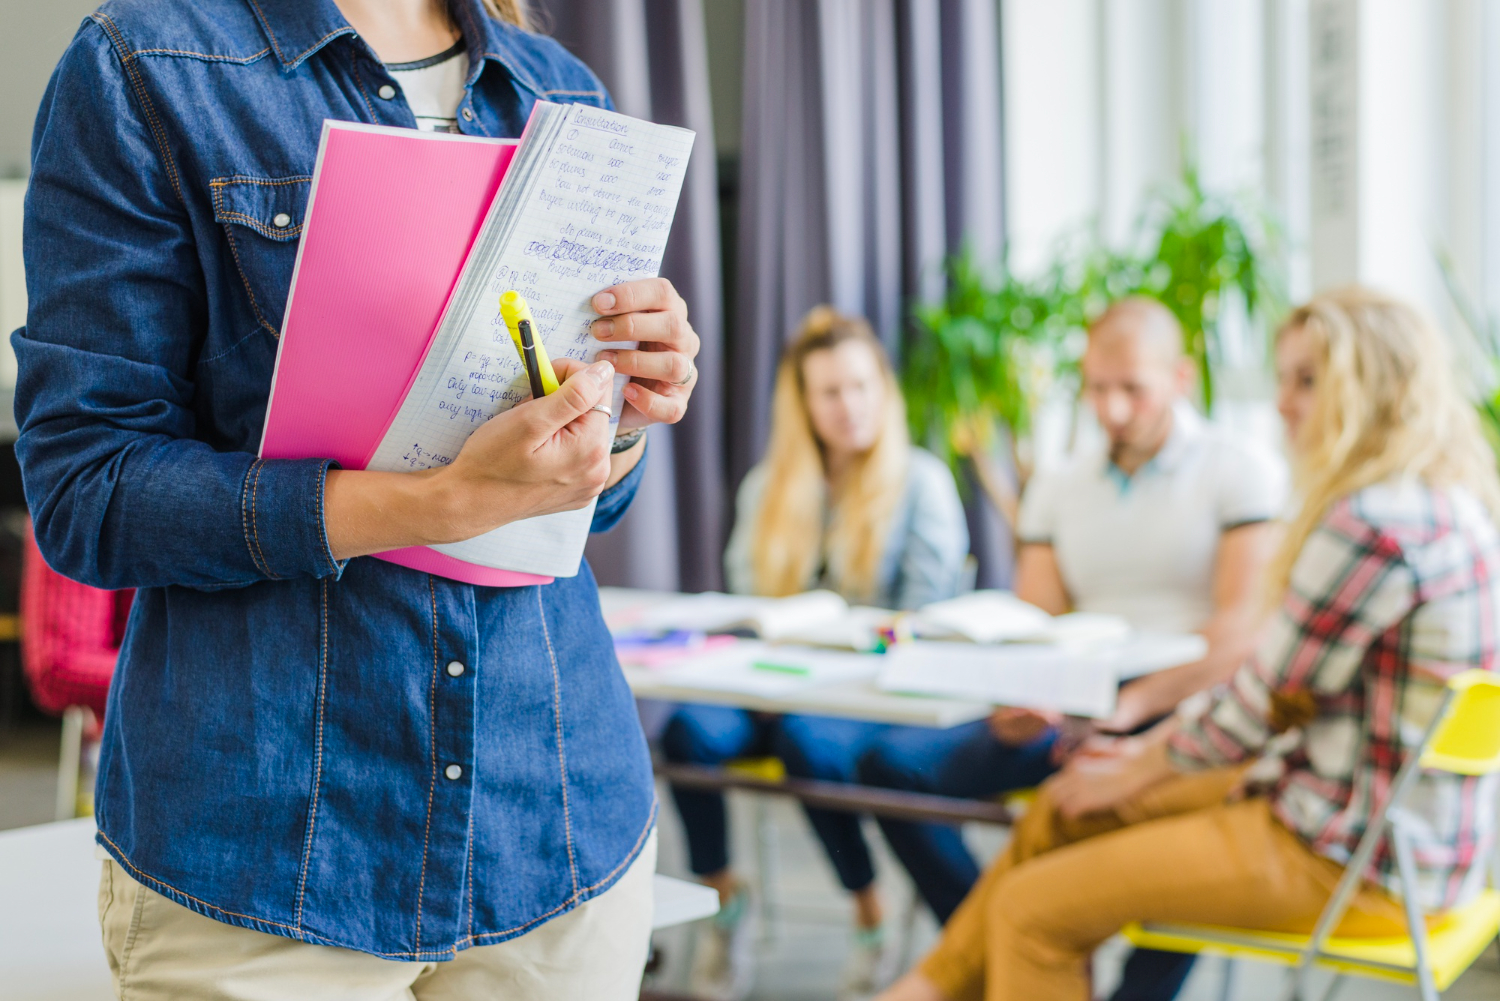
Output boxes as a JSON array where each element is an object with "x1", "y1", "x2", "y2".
[{"x1": 368, "y1": 103, "x2": 695, "y2": 576}]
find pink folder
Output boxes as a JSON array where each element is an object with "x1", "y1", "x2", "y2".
[{"x1": 259, "y1": 121, "x2": 551, "y2": 587}]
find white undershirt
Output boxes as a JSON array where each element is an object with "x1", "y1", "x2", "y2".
[{"x1": 386, "y1": 40, "x2": 469, "y2": 133}]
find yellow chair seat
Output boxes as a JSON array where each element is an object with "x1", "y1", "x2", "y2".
[
  {"x1": 725, "y1": 756, "x2": 786, "y2": 782},
  {"x1": 1122, "y1": 888, "x2": 1500, "y2": 990}
]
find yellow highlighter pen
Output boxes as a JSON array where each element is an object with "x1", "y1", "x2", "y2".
[{"x1": 499, "y1": 290, "x2": 560, "y2": 398}]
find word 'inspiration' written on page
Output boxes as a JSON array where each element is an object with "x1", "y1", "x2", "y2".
[{"x1": 367, "y1": 103, "x2": 695, "y2": 576}]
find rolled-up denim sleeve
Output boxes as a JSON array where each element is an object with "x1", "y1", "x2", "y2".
[
  {"x1": 13, "y1": 23, "x2": 340, "y2": 591},
  {"x1": 589, "y1": 441, "x2": 647, "y2": 534}
]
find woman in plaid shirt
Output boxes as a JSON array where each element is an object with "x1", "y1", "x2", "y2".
[{"x1": 877, "y1": 287, "x2": 1500, "y2": 1001}]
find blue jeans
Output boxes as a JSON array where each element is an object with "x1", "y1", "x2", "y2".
[
  {"x1": 858, "y1": 722, "x2": 1195, "y2": 1001},
  {"x1": 661, "y1": 706, "x2": 888, "y2": 891}
]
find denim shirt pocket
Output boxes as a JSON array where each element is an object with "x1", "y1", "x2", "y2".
[{"x1": 210, "y1": 175, "x2": 311, "y2": 337}]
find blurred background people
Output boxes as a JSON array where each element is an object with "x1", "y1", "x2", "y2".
[
  {"x1": 879, "y1": 286, "x2": 1500, "y2": 1001},
  {"x1": 662, "y1": 306, "x2": 969, "y2": 1000},
  {"x1": 858, "y1": 298, "x2": 1286, "y2": 1000}
]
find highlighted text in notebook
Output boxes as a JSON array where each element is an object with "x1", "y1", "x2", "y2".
[{"x1": 500, "y1": 291, "x2": 559, "y2": 398}]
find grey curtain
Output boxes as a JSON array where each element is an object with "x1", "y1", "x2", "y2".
[
  {"x1": 541, "y1": 0, "x2": 728, "y2": 592},
  {"x1": 731, "y1": 0, "x2": 1013, "y2": 586}
]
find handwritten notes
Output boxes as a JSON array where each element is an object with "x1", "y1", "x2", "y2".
[{"x1": 367, "y1": 102, "x2": 695, "y2": 576}]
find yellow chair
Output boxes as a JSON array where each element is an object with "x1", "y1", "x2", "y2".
[{"x1": 1123, "y1": 670, "x2": 1500, "y2": 1001}]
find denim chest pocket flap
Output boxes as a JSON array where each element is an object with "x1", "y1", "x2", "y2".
[{"x1": 210, "y1": 175, "x2": 311, "y2": 336}]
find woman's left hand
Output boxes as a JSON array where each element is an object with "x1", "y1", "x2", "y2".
[{"x1": 590, "y1": 278, "x2": 700, "y2": 430}]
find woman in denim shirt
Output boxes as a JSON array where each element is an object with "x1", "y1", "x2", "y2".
[
  {"x1": 15, "y1": 0, "x2": 700, "y2": 997},
  {"x1": 663, "y1": 308, "x2": 969, "y2": 1000}
]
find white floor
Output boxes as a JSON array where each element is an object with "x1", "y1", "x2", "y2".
[{"x1": 646, "y1": 786, "x2": 1500, "y2": 1001}]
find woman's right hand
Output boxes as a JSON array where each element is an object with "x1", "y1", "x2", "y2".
[
  {"x1": 430, "y1": 359, "x2": 615, "y2": 540},
  {"x1": 323, "y1": 360, "x2": 615, "y2": 561}
]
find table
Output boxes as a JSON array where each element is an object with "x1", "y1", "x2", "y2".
[
  {"x1": 602, "y1": 587, "x2": 1202, "y2": 728},
  {"x1": 0, "y1": 819, "x2": 717, "y2": 1001},
  {"x1": 603, "y1": 587, "x2": 994, "y2": 728}
]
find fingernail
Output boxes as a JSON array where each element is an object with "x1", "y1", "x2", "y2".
[
  {"x1": 593, "y1": 319, "x2": 613, "y2": 339},
  {"x1": 598, "y1": 350, "x2": 618, "y2": 364},
  {"x1": 623, "y1": 383, "x2": 639, "y2": 399},
  {"x1": 593, "y1": 291, "x2": 616, "y2": 312},
  {"x1": 587, "y1": 360, "x2": 614, "y2": 385}
]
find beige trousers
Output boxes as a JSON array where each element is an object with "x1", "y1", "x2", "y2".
[
  {"x1": 919, "y1": 771, "x2": 1407, "y2": 1001},
  {"x1": 98, "y1": 830, "x2": 656, "y2": 1001}
]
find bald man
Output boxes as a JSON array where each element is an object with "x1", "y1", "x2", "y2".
[{"x1": 858, "y1": 298, "x2": 1287, "y2": 1001}]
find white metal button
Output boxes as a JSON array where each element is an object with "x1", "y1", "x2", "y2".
[
  {"x1": 461, "y1": 107, "x2": 474, "y2": 121},
  {"x1": 378, "y1": 84, "x2": 397, "y2": 100},
  {"x1": 444, "y1": 764, "x2": 463, "y2": 781},
  {"x1": 446, "y1": 660, "x2": 465, "y2": 678},
  {"x1": 272, "y1": 213, "x2": 291, "y2": 229}
]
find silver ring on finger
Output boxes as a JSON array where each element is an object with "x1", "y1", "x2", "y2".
[
  {"x1": 673, "y1": 361, "x2": 696, "y2": 387},
  {"x1": 589, "y1": 404, "x2": 612, "y2": 417}
]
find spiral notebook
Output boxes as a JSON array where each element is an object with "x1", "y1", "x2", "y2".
[{"x1": 260, "y1": 104, "x2": 694, "y2": 583}]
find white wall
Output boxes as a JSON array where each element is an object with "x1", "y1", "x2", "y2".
[
  {"x1": 1003, "y1": 0, "x2": 1499, "y2": 454},
  {"x1": 1001, "y1": 0, "x2": 1101, "y2": 275}
]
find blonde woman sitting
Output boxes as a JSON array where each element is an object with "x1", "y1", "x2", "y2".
[
  {"x1": 664, "y1": 307, "x2": 969, "y2": 1000},
  {"x1": 878, "y1": 287, "x2": 1500, "y2": 1001}
]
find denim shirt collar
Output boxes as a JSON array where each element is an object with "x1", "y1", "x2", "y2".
[{"x1": 247, "y1": 0, "x2": 547, "y2": 97}]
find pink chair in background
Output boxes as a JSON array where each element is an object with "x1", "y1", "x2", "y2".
[{"x1": 19, "y1": 521, "x2": 133, "y2": 819}]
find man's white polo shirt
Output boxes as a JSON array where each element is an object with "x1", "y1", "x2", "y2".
[{"x1": 1017, "y1": 402, "x2": 1288, "y2": 634}]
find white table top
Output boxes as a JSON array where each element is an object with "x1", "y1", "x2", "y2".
[
  {"x1": 0, "y1": 819, "x2": 716, "y2": 1000},
  {"x1": 602, "y1": 587, "x2": 1201, "y2": 729}
]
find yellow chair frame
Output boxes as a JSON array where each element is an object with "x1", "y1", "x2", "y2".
[{"x1": 1123, "y1": 669, "x2": 1500, "y2": 1001}]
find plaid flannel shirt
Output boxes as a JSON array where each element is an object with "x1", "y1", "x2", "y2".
[{"x1": 1170, "y1": 481, "x2": 1500, "y2": 911}]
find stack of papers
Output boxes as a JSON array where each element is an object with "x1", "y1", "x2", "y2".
[
  {"x1": 875, "y1": 632, "x2": 1209, "y2": 718},
  {"x1": 911, "y1": 591, "x2": 1131, "y2": 647},
  {"x1": 632, "y1": 590, "x2": 887, "y2": 648},
  {"x1": 365, "y1": 102, "x2": 696, "y2": 576},
  {"x1": 645, "y1": 642, "x2": 882, "y2": 698}
]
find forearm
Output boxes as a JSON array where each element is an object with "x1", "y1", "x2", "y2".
[
  {"x1": 323, "y1": 468, "x2": 462, "y2": 562},
  {"x1": 1113, "y1": 657, "x2": 1228, "y2": 731}
]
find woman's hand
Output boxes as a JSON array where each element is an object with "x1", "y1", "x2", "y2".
[
  {"x1": 432, "y1": 359, "x2": 616, "y2": 536},
  {"x1": 1047, "y1": 734, "x2": 1177, "y2": 820},
  {"x1": 590, "y1": 278, "x2": 700, "y2": 429},
  {"x1": 323, "y1": 361, "x2": 615, "y2": 561}
]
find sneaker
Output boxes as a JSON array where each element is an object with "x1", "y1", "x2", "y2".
[
  {"x1": 687, "y1": 886, "x2": 757, "y2": 1001},
  {"x1": 839, "y1": 924, "x2": 897, "y2": 1001}
]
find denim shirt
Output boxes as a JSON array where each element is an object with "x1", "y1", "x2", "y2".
[{"x1": 14, "y1": 0, "x2": 656, "y2": 961}]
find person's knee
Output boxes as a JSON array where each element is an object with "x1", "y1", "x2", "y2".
[
  {"x1": 982, "y1": 864, "x2": 1094, "y2": 961},
  {"x1": 771, "y1": 717, "x2": 850, "y2": 781},
  {"x1": 856, "y1": 741, "x2": 913, "y2": 789},
  {"x1": 661, "y1": 710, "x2": 732, "y2": 765}
]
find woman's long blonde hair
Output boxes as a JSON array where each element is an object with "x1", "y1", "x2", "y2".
[
  {"x1": 751, "y1": 307, "x2": 911, "y2": 601},
  {"x1": 1270, "y1": 286, "x2": 1500, "y2": 594},
  {"x1": 479, "y1": 0, "x2": 529, "y2": 28}
]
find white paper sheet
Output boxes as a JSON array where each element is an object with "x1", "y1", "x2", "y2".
[
  {"x1": 368, "y1": 102, "x2": 696, "y2": 576},
  {"x1": 650, "y1": 642, "x2": 881, "y2": 698},
  {"x1": 877, "y1": 641, "x2": 1121, "y2": 718}
]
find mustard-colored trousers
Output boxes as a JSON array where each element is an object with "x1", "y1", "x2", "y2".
[{"x1": 918, "y1": 769, "x2": 1408, "y2": 1001}]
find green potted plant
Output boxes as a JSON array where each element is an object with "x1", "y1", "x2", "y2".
[{"x1": 902, "y1": 165, "x2": 1282, "y2": 528}]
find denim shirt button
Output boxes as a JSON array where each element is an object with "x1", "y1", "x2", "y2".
[
  {"x1": 461, "y1": 107, "x2": 474, "y2": 121},
  {"x1": 444, "y1": 764, "x2": 463, "y2": 781},
  {"x1": 446, "y1": 660, "x2": 465, "y2": 677},
  {"x1": 272, "y1": 213, "x2": 291, "y2": 229},
  {"x1": 378, "y1": 84, "x2": 397, "y2": 100}
]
